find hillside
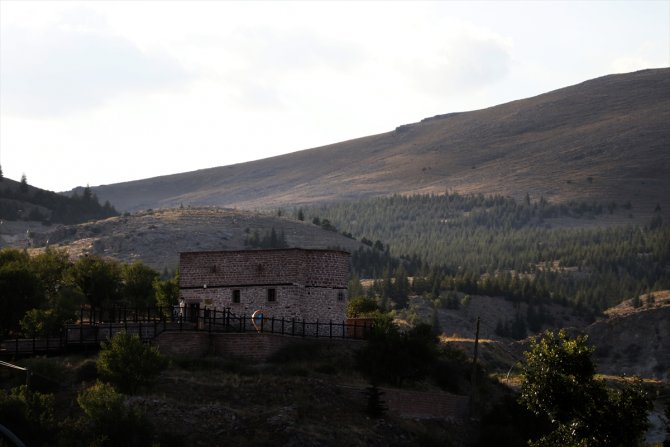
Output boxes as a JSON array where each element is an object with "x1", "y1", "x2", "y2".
[
  {"x1": 404, "y1": 291, "x2": 670, "y2": 382},
  {"x1": 25, "y1": 207, "x2": 362, "y2": 272},
  {"x1": 85, "y1": 68, "x2": 670, "y2": 216},
  {"x1": 0, "y1": 177, "x2": 117, "y2": 224}
]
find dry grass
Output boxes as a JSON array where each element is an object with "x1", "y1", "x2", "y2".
[{"x1": 86, "y1": 69, "x2": 669, "y2": 223}]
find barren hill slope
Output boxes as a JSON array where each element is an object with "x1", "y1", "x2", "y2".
[
  {"x1": 87, "y1": 69, "x2": 670, "y2": 215},
  {"x1": 26, "y1": 207, "x2": 361, "y2": 272}
]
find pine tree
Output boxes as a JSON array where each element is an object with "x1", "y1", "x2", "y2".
[{"x1": 20, "y1": 173, "x2": 28, "y2": 193}]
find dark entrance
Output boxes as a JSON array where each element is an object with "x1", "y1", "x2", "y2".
[{"x1": 188, "y1": 303, "x2": 200, "y2": 323}]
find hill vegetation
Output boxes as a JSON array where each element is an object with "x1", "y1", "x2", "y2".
[
  {"x1": 304, "y1": 192, "x2": 670, "y2": 313},
  {"x1": 84, "y1": 68, "x2": 670, "y2": 218},
  {"x1": 0, "y1": 176, "x2": 117, "y2": 225}
]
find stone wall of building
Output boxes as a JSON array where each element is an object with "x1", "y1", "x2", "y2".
[
  {"x1": 179, "y1": 249, "x2": 350, "y2": 323},
  {"x1": 180, "y1": 248, "x2": 350, "y2": 289}
]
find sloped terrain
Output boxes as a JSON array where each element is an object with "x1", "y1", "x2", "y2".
[
  {"x1": 404, "y1": 292, "x2": 670, "y2": 382},
  {"x1": 26, "y1": 207, "x2": 362, "y2": 272},
  {"x1": 85, "y1": 69, "x2": 670, "y2": 217},
  {"x1": 587, "y1": 291, "x2": 670, "y2": 381}
]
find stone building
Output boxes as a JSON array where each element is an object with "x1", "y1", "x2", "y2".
[{"x1": 179, "y1": 248, "x2": 351, "y2": 323}]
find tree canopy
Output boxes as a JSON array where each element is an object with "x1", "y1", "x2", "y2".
[{"x1": 519, "y1": 330, "x2": 651, "y2": 447}]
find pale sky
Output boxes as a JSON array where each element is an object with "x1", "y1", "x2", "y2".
[{"x1": 1, "y1": 1, "x2": 668, "y2": 192}]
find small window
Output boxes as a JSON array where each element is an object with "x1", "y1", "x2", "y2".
[
  {"x1": 209, "y1": 265, "x2": 217, "y2": 273},
  {"x1": 337, "y1": 291, "x2": 345, "y2": 302},
  {"x1": 232, "y1": 289, "x2": 240, "y2": 303},
  {"x1": 267, "y1": 288, "x2": 276, "y2": 302}
]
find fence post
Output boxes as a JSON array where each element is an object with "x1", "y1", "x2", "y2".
[
  {"x1": 271, "y1": 317, "x2": 275, "y2": 334},
  {"x1": 80, "y1": 307, "x2": 84, "y2": 345},
  {"x1": 139, "y1": 320, "x2": 143, "y2": 340},
  {"x1": 124, "y1": 307, "x2": 128, "y2": 332}
]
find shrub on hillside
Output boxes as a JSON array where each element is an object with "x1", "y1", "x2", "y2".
[
  {"x1": 0, "y1": 385, "x2": 56, "y2": 444},
  {"x1": 77, "y1": 381, "x2": 152, "y2": 446},
  {"x1": 356, "y1": 318, "x2": 438, "y2": 386},
  {"x1": 97, "y1": 331, "x2": 167, "y2": 394},
  {"x1": 519, "y1": 330, "x2": 651, "y2": 447}
]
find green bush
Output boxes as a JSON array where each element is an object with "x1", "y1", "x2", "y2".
[
  {"x1": 97, "y1": 331, "x2": 167, "y2": 394},
  {"x1": 0, "y1": 385, "x2": 56, "y2": 444},
  {"x1": 519, "y1": 330, "x2": 651, "y2": 447},
  {"x1": 77, "y1": 381, "x2": 152, "y2": 446},
  {"x1": 346, "y1": 296, "x2": 378, "y2": 317},
  {"x1": 356, "y1": 319, "x2": 439, "y2": 387}
]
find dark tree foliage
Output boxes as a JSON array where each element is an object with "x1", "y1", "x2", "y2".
[
  {"x1": 77, "y1": 381, "x2": 153, "y2": 446},
  {"x1": 304, "y1": 192, "x2": 670, "y2": 312},
  {"x1": 0, "y1": 385, "x2": 57, "y2": 445},
  {"x1": 97, "y1": 331, "x2": 167, "y2": 394},
  {"x1": 0, "y1": 181, "x2": 118, "y2": 224},
  {"x1": 519, "y1": 330, "x2": 651, "y2": 447},
  {"x1": 122, "y1": 261, "x2": 159, "y2": 308},
  {"x1": 0, "y1": 249, "x2": 42, "y2": 336},
  {"x1": 19, "y1": 174, "x2": 29, "y2": 193},
  {"x1": 243, "y1": 227, "x2": 288, "y2": 249},
  {"x1": 357, "y1": 318, "x2": 439, "y2": 387},
  {"x1": 72, "y1": 255, "x2": 124, "y2": 308},
  {"x1": 346, "y1": 296, "x2": 378, "y2": 317}
]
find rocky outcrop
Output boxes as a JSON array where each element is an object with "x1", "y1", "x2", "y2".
[{"x1": 587, "y1": 304, "x2": 670, "y2": 381}]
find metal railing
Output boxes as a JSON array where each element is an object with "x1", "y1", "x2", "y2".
[{"x1": 0, "y1": 306, "x2": 373, "y2": 358}]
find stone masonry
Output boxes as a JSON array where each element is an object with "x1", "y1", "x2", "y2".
[{"x1": 179, "y1": 248, "x2": 351, "y2": 324}]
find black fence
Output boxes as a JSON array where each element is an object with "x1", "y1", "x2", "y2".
[{"x1": 0, "y1": 306, "x2": 374, "y2": 358}]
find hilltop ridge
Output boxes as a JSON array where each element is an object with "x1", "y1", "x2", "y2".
[{"x1": 83, "y1": 68, "x2": 670, "y2": 216}]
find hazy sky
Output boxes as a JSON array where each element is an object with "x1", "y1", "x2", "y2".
[{"x1": 1, "y1": 1, "x2": 668, "y2": 192}]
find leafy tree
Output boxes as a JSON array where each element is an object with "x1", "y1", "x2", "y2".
[
  {"x1": 519, "y1": 330, "x2": 651, "y2": 447},
  {"x1": 20, "y1": 308, "x2": 59, "y2": 336},
  {"x1": 31, "y1": 248, "x2": 73, "y2": 304},
  {"x1": 0, "y1": 385, "x2": 56, "y2": 444},
  {"x1": 153, "y1": 271, "x2": 180, "y2": 308},
  {"x1": 122, "y1": 261, "x2": 159, "y2": 308},
  {"x1": 348, "y1": 272, "x2": 365, "y2": 298},
  {"x1": 72, "y1": 255, "x2": 123, "y2": 308},
  {"x1": 346, "y1": 296, "x2": 378, "y2": 317},
  {"x1": 0, "y1": 249, "x2": 42, "y2": 336},
  {"x1": 77, "y1": 381, "x2": 152, "y2": 446},
  {"x1": 357, "y1": 319, "x2": 438, "y2": 386},
  {"x1": 97, "y1": 331, "x2": 167, "y2": 394}
]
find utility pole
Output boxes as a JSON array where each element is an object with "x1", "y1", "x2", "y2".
[{"x1": 469, "y1": 316, "x2": 480, "y2": 419}]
